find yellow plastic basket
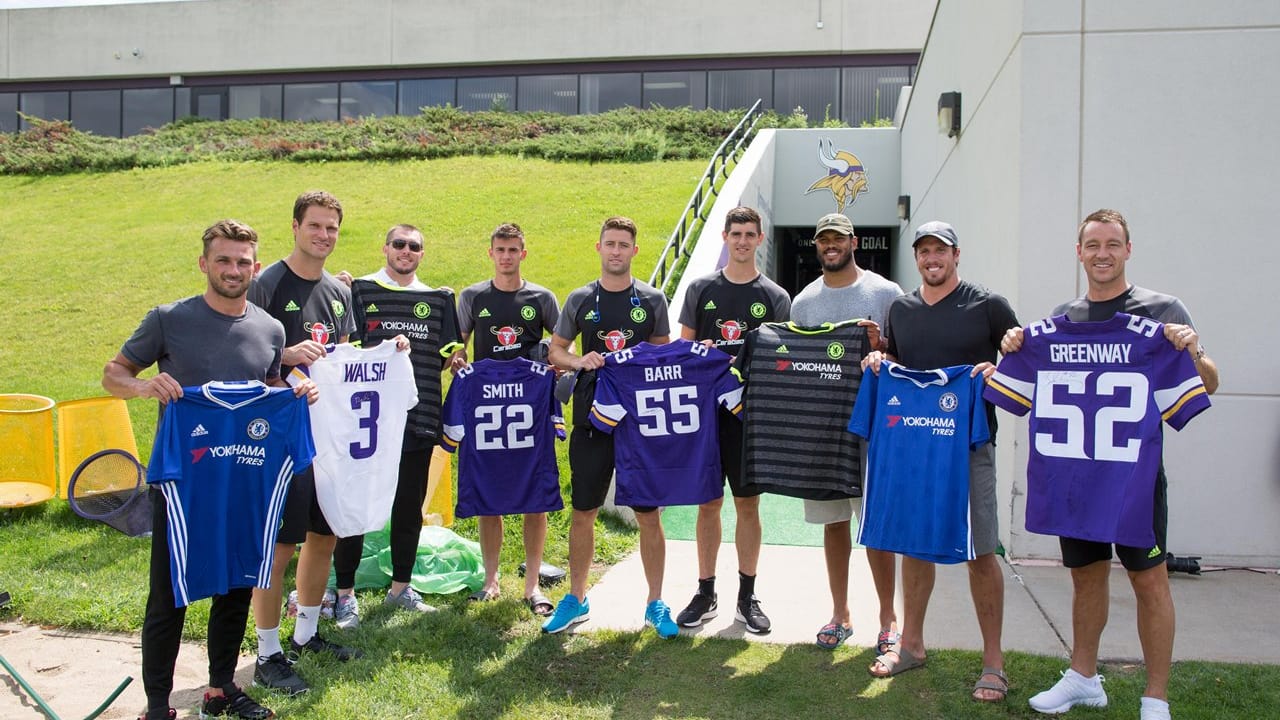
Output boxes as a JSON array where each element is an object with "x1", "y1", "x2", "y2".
[
  {"x1": 422, "y1": 446, "x2": 454, "y2": 527},
  {"x1": 55, "y1": 396, "x2": 140, "y2": 499},
  {"x1": 0, "y1": 394, "x2": 57, "y2": 508}
]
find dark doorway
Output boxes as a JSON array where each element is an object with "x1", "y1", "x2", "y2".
[
  {"x1": 189, "y1": 87, "x2": 228, "y2": 121},
  {"x1": 774, "y1": 225, "x2": 896, "y2": 296}
]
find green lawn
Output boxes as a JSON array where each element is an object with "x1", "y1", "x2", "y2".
[{"x1": 1, "y1": 157, "x2": 1276, "y2": 719}]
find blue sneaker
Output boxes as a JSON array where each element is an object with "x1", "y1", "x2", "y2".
[
  {"x1": 645, "y1": 599, "x2": 679, "y2": 639},
  {"x1": 541, "y1": 594, "x2": 590, "y2": 634}
]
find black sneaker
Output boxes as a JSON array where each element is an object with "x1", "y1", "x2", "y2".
[
  {"x1": 290, "y1": 632, "x2": 364, "y2": 661},
  {"x1": 139, "y1": 709, "x2": 176, "y2": 720},
  {"x1": 676, "y1": 592, "x2": 718, "y2": 627},
  {"x1": 200, "y1": 686, "x2": 274, "y2": 719},
  {"x1": 735, "y1": 594, "x2": 771, "y2": 634},
  {"x1": 253, "y1": 652, "x2": 308, "y2": 696}
]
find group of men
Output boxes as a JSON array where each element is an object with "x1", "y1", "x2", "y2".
[{"x1": 106, "y1": 193, "x2": 1216, "y2": 720}]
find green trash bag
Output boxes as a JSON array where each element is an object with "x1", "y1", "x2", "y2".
[{"x1": 329, "y1": 525, "x2": 485, "y2": 595}]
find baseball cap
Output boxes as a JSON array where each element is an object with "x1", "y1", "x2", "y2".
[
  {"x1": 912, "y1": 220, "x2": 959, "y2": 248},
  {"x1": 813, "y1": 213, "x2": 855, "y2": 239}
]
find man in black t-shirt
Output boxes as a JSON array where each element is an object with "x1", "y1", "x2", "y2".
[
  {"x1": 863, "y1": 221, "x2": 1019, "y2": 703},
  {"x1": 673, "y1": 206, "x2": 790, "y2": 635},
  {"x1": 543, "y1": 216, "x2": 676, "y2": 637},
  {"x1": 248, "y1": 191, "x2": 360, "y2": 696},
  {"x1": 450, "y1": 222, "x2": 561, "y2": 615}
]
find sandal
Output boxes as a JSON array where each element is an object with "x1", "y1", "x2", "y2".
[
  {"x1": 876, "y1": 629, "x2": 901, "y2": 656},
  {"x1": 869, "y1": 646, "x2": 926, "y2": 677},
  {"x1": 468, "y1": 589, "x2": 498, "y2": 602},
  {"x1": 524, "y1": 591, "x2": 554, "y2": 617},
  {"x1": 972, "y1": 666, "x2": 1008, "y2": 702},
  {"x1": 815, "y1": 622, "x2": 852, "y2": 650}
]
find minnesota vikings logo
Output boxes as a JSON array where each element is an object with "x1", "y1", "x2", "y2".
[
  {"x1": 492, "y1": 325, "x2": 524, "y2": 347},
  {"x1": 716, "y1": 319, "x2": 745, "y2": 342},
  {"x1": 806, "y1": 138, "x2": 869, "y2": 213},
  {"x1": 597, "y1": 328, "x2": 634, "y2": 352}
]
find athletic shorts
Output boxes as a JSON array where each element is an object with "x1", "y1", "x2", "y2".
[
  {"x1": 1060, "y1": 467, "x2": 1168, "y2": 572},
  {"x1": 276, "y1": 466, "x2": 334, "y2": 545},
  {"x1": 568, "y1": 426, "x2": 656, "y2": 514},
  {"x1": 803, "y1": 443, "x2": 868, "y2": 525},
  {"x1": 718, "y1": 412, "x2": 761, "y2": 499},
  {"x1": 967, "y1": 443, "x2": 998, "y2": 557}
]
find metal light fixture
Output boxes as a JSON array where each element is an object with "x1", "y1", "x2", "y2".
[
  {"x1": 938, "y1": 91, "x2": 961, "y2": 137},
  {"x1": 897, "y1": 195, "x2": 911, "y2": 221}
]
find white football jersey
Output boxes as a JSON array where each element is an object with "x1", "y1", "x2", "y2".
[{"x1": 305, "y1": 342, "x2": 418, "y2": 537}]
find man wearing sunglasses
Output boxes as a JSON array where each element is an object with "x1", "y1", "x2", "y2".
[
  {"x1": 330, "y1": 223, "x2": 462, "y2": 628},
  {"x1": 449, "y1": 222, "x2": 562, "y2": 615}
]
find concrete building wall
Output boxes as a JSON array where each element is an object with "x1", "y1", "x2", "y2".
[
  {"x1": 901, "y1": 0, "x2": 1280, "y2": 566},
  {"x1": 1, "y1": 0, "x2": 936, "y2": 81}
]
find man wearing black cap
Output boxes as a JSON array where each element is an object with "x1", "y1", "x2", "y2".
[
  {"x1": 862, "y1": 220, "x2": 1019, "y2": 703},
  {"x1": 790, "y1": 212, "x2": 904, "y2": 654}
]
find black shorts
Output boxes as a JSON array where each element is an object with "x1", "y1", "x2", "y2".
[
  {"x1": 276, "y1": 466, "x2": 334, "y2": 545},
  {"x1": 1060, "y1": 467, "x2": 1168, "y2": 572},
  {"x1": 568, "y1": 426, "x2": 656, "y2": 514},
  {"x1": 718, "y1": 412, "x2": 760, "y2": 499}
]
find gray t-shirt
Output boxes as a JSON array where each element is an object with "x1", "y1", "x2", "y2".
[
  {"x1": 791, "y1": 269, "x2": 904, "y2": 327},
  {"x1": 1053, "y1": 285, "x2": 1194, "y2": 327},
  {"x1": 121, "y1": 295, "x2": 285, "y2": 391}
]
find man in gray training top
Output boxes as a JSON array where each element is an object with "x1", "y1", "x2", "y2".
[
  {"x1": 103, "y1": 219, "x2": 315, "y2": 720},
  {"x1": 790, "y1": 213, "x2": 904, "y2": 656}
]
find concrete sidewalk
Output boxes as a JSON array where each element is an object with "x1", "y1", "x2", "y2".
[{"x1": 577, "y1": 540, "x2": 1280, "y2": 664}]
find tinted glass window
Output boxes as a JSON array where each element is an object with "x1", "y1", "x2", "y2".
[
  {"x1": 284, "y1": 83, "x2": 339, "y2": 122},
  {"x1": 517, "y1": 75, "x2": 577, "y2": 113},
  {"x1": 643, "y1": 71, "x2": 707, "y2": 110},
  {"x1": 230, "y1": 85, "x2": 283, "y2": 120},
  {"x1": 458, "y1": 77, "x2": 515, "y2": 112},
  {"x1": 774, "y1": 68, "x2": 839, "y2": 125},
  {"x1": 341, "y1": 81, "x2": 396, "y2": 119},
  {"x1": 19, "y1": 91, "x2": 69, "y2": 129},
  {"x1": 123, "y1": 88, "x2": 174, "y2": 135},
  {"x1": 579, "y1": 73, "x2": 640, "y2": 113},
  {"x1": 708, "y1": 69, "x2": 772, "y2": 112},
  {"x1": 399, "y1": 79, "x2": 455, "y2": 113}
]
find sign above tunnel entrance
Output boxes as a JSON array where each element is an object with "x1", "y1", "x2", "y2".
[{"x1": 773, "y1": 128, "x2": 901, "y2": 228}]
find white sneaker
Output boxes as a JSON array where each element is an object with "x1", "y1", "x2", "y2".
[
  {"x1": 1140, "y1": 696, "x2": 1171, "y2": 720},
  {"x1": 1029, "y1": 669, "x2": 1107, "y2": 714}
]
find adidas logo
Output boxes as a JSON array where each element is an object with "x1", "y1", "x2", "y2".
[
  {"x1": 284, "y1": 300, "x2": 300, "y2": 312},
  {"x1": 775, "y1": 344, "x2": 789, "y2": 354},
  {"x1": 704, "y1": 300, "x2": 717, "y2": 310},
  {"x1": 478, "y1": 308, "x2": 492, "y2": 318},
  {"x1": 365, "y1": 303, "x2": 379, "y2": 313},
  {"x1": 190, "y1": 424, "x2": 209, "y2": 437},
  {"x1": 887, "y1": 396, "x2": 901, "y2": 406}
]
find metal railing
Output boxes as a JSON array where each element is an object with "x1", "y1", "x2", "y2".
[{"x1": 648, "y1": 99, "x2": 766, "y2": 297}]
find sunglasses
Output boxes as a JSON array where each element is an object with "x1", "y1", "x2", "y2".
[{"x1": 390, "y1": 239, "x2": 423, "y2": 252}]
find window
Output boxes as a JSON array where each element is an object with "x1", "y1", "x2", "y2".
[
  {"x1": 230, "y1": 85, "x2": 282, "y2": 120},
  {"x1": 71, "y1": 90, "x2": 122, "y2": 137},
  {"x1": 399, "y1": 79, "x2": 454, "y2": 113},
  {"x1": 708, "y1": 69, "x2": 772, "y2": 112},
  {"x1": 579, "y1": 73, "x2": 640, "y2": 113},
  {"x1": 19, "y1": 91, "x2": 69, "y2": 129},
  {"x1": 643, "y1": 71, "x2": 706, "y2": 110},
  {"x1": 0, "y1": 94, "x2": 18, "y2": 133},
  {"x1": 774, "y1": 68, "x2": 840, "y2": 125},
  {"x1": 341, "y1": 81, "x2": 396, "y2": 119},
  {"x1": 123, "y1": 88, "x2": 174, "y2": 135},
  {"x1": 284, "y1": 83, "x2": 339, "y2": 122},
  {"x1": 458, "y1": 77, "x2": 515, "y2": 112},
  {"x1": 517, "y1": 75, "x2": 577, "y2": 113},
  {"x1": 842, "y1": 66, "x2": 911, "y2": 126}
]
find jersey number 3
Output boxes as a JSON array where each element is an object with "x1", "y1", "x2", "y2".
[{"x1": 349, "y1": 391, "x2": 381, "y2": 460}]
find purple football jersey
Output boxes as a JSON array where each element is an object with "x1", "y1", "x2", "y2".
[
  {"x1": 985, "y1": 313, "x2": 1210, "y2": 546},
  {"x1": 590, "y1": 340, "x2": 743, "y2": 507},
  {"x1": 440, "y1": 358, "x2": 565, "y2": 517}
]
